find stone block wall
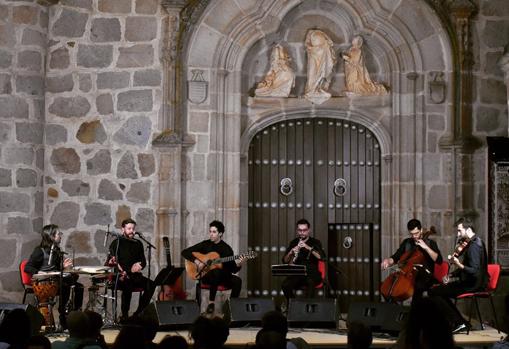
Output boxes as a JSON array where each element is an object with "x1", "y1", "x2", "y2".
[
  {"x1": 470, "y1": 0, "x2": 509, "y2": 228},
  {"x1": 0, "y1": 0, "x2": 164, "y2": 303},
  {"x1": 0, "y1": 0, "x2": 48, "y2": 299}
]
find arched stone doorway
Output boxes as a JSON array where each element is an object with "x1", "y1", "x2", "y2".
[{"x1": 247, "y1": 116, "x2": 381, "y2": 310}]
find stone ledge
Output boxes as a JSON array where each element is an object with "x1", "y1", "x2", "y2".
[{"x1": 246, "y1": 95, "x2": 392, "y2": 110}]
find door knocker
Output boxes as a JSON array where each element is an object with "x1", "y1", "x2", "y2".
[
  {"x1": 343, "y1": 236, "x2": 353, "y2": 249},
  {"x1": 280, "y1": 178, "x2": 293, "y2": 196},
  {"x1": 333, "y1": 178, "x2": 347, "y2": 196}
]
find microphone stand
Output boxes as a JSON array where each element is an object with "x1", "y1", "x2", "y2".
[
  {"x1": 112, "y1": 236, "x2": 121, "y2": 325},
  {"x1": 136, "y1": 233, "x2": 156, "y2": 299}
]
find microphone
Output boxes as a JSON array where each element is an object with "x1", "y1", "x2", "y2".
[
  {"x1": 135, "y1": 231, "x2": 143, "y2": 237},
  {"x1": 48, "y1": 243, "x2": 56, "y2": 266},
  {"x1": 103, "y1": 224, "x2": 110, "y2": 247}
]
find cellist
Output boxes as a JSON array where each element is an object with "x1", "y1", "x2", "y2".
[{"x1": 381, "y1": 219, "x2": 443, "y2": 301}]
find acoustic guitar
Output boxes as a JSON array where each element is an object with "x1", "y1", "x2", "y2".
[{"x1": 185, "y1": 250, "x2": 258, "y2": 280}]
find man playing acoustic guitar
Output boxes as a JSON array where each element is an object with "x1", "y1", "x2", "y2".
[{"x1": 182, "y1": 220, "x2": 248, "y2": 314}]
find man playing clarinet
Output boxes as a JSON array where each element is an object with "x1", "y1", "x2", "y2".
[{"x1": 281, "y1": 218, "x2": 326, "y2": 299}]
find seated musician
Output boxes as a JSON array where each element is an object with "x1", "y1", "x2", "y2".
[
  {"x1": 105, "y1": 218, "x2": 155, "y2": 322},
  {"x1": 25, "y1": 224, "x2": 83, "y2": 329},
  {"x1": 428, "y1": 217, "x2": 489, "y2": 333},
  {"x1": 281, "y1": 218, "x2": 326, "y2": 299},
  {"x1": 181, "y1": 220, "x2": 247, "y2": 314},
  {"x1": 381, "y1": 218, "x2": 442, "y2": 301}
]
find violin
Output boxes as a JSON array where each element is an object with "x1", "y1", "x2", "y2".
[
  {"x1": 451, "y1": 237, "x2": 471, "y2": 259},
  {"x1": 443, "y1": 237, "x2": 471, "y2": 284},
  {"x1": 380, "y1": 227, "x2": 436, "y2": 302}
]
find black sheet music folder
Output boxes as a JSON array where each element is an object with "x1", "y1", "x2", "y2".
[
  {"x1": 154, "y1": 266, "x2": 184, "y2": 286},
  {"x1": 271, "y1": 264, "x2": 307, "y2": 276}
]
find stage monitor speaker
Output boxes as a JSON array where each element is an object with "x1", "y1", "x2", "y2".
[
  {"x1": 225, "y1": 298, "x2": 275, "y2": 324},
  {"x1": 141, "y1": 300, "x2": 200, "y2": 329},
  {"x1": 287, "y1": 298, "x2": 338, "y2": 328},
  {"x1": 347, "y1": 302, "x2": 410, "y2": 335},
  {"x1": 0, "y1": 303, "x2": 44, "y2": 336}
]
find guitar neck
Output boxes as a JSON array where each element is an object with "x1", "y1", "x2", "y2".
[{"x1": 215, "y1": 254, "x2": 243, "y2": 264}]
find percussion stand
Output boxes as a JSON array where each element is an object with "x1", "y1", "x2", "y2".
[
  {"x1": 52, "y1": 249, "x2": 67, "y2": 334},
  {"x1": 110, "y1": 236, "x2": 122, "y2": 326}
]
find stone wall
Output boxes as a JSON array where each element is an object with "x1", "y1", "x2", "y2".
[
  {"x1": 470, "y1": 0, "x2": 509, "y2": 229},
  {"x1": 0, "y1": 0, "x2": 508, "y2": 310},
  {"x1": 0, "y1": 0, "x2": 48, "y2": 300},
  {"x1": 0, "y1": 0, "x2": 164, "y2": 303}
]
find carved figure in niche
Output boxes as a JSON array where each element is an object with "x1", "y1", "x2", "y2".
[
  {"x1": 342, "y1": 36, "x2": 388, "y2": 96},
  {"x1": 255, "y1": 44, "x2": 295, "y2": 97},
  {"x1": 304, "y1": 29, "x2": 336, "y2": 104}
]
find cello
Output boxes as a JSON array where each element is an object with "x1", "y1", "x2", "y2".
[{"x1": 380, "y1": 227, "x2": 436, "y2": 302}]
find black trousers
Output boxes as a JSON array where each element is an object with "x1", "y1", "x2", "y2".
[
  {"x1": 200, "y1": 269, "x2": 241, "y2": 301},
  {"x1": 58, "y1": 275, "x2": 83, "y2": 326},
  {"x1": 281, "y1": 275, "x2": 319, "y2": 298},
  {"x1": 428, "y1": 282, "x2": 471, "y2": 328},
  {"x1": 116, "y1": 273, "x2": 155, "y2": 317}
]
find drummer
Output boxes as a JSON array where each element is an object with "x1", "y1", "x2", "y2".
[{"x1": 25, "y1": 224, "x2": 83, "y2": 330}]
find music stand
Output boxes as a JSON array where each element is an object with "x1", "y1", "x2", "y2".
[{"x1": 271, "y1": 264, "x2": 307, "y2": 276}]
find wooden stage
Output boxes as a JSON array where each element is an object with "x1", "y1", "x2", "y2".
[{"x1": 47, "y1": 325, "x2": 506, "y2": 349}]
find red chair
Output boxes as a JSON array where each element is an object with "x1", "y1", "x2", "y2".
[
  {"x1": 455, "y1": 264, "x2": 501, "y2": 332},
  {"x1": 296, "y1": 260, "x2": 326, "y2": 296},
  {"x1": 315, "y1": 259, "x2": 326, "y2": 290},
  {"x1": 433, "y1": 261, "x2": 449, "y2": 284},
  {"x1": 197, "y1": 281, "x2": 231, "y2": 306},
  {"x1": 19, "y1": 259, "x2": 34, "y2": 304}
]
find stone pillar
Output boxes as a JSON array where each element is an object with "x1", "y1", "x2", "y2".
[
  {"x1": 153, "y1": 131, "x2": 193, "y2": 269},
  {"x1": 434, "y1": 0, "x2": 479, "y2": 221},
  {"x1": 499, "y1": 45, "x2": 509, "y2": 135},
  {"x1": 160, "y1": 0, "x2": 186, "y2": 133}
]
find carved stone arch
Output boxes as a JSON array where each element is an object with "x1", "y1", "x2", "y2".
[
  {"x1": 240, "y1": 110, "x2": 392, "y2": 159},
  {"x1": 179, "y1": 0, "x2": 463, "y2": 270}
]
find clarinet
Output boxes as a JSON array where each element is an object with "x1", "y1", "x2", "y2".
[{"x1": 292, "y1": 238, "x2": 304, "y2": 263}]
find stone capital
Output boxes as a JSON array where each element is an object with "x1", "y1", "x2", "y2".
[
  {"x1": 152, "y1": 129, "x2": 196, "y2": 148},
  {"x1": 449, "y1": 0, "x2": 477, "y2": 18},
  {"x1": 161, "y1": 0, "x2": 186, "y2": 13}
]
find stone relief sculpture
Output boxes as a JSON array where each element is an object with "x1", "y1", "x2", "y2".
[
  {"x1": 304, "y1": 29, "x2": 336, "y2": 104},
  {"x1": 255, "y1": 44, "x2": 295, "y2": 97},
  {"x1": 342, "y1": 36, "x2": 388, "y2": 96}
]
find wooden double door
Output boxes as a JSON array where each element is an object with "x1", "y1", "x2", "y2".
[{"x1": 247, "y1": 117, "x2": 381, "y2": 310}]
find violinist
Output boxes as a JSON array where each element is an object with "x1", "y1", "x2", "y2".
[
  {"x1": 381, "y1": 219, "x2": 442, "y2": 301},
  {"x1": 429, "y1": 217, "x2": 489, "y2": 334}
]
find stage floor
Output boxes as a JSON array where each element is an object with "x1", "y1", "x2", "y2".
[{"x1": 83, "y1": 326, "x2": 505, "y2": 348}]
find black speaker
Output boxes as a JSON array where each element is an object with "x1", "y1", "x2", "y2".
[
  {"x1": 0, "y1": 303, "x2": 44, "y2": 336},
  {"x1": 347, "y1": 302, "x2": 410, "y2": 335},
  {"x1": 287, "y1": 298, "x2": 338, "y2": 328},
  {"x1": 141, "y1": 300, "x2": 200, "y2": 328},
  {"x1": 226, "y1": 298, "x2": 275, "y2": 324}
]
